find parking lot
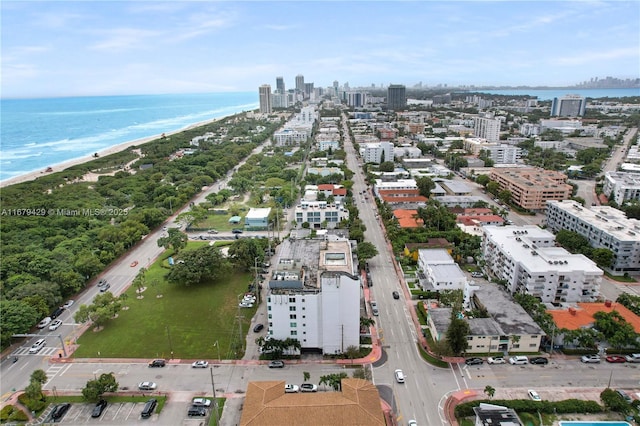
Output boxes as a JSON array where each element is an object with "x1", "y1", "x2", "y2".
[{"x1": 54, "y1": 399, "x2": 212, "y2": 424}]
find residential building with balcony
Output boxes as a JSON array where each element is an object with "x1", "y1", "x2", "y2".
[
  {"x1": 489, "y1": 168, "x2": 572, "y2": 211},
  {"x1": 546, "y1": 200, "x2": 640, "y2": 273},
  {"x1": 482, "y1": 225, "x2": 602, "y2": 303},
  {"x1": 294, "y1": 200, "x2": 349, "y2": 228},
  {"x1": 473, "y1": 115, "x2": 501, "y2": 142},
  {"x1": 417, "y1": 249, "x2": 467, "y2": 291},
  {"x1": 266, "y1": 237, "x2": 360, "y2": 354},
  {"x1": 360, "y1": 142, "x2": 394, "y2": 164},
  {"x1": 603, "y1": 171, "x2": 640, "y2": 205}
]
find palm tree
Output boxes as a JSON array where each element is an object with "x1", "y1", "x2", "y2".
[{"x1": 484, "y1": 385, "x2": 496, "y2": 399}]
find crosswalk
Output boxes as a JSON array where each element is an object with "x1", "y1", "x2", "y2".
[{"x1": 13, "y1": 345, "x2": 59, "y2": 357}]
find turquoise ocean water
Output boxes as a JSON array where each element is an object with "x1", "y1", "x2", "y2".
[{"x1": 0, "y1": 92, "x2": 258, "y2": 182}]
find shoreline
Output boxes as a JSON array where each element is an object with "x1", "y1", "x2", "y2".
[{"x1": 0, "y1": 115, "x2": 228, "y2": 189}]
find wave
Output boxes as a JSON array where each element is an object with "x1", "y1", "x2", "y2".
[{"x1": 0, "y1": 150, "x2": 44, "y2": 160}]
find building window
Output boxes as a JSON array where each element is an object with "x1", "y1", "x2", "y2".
[
  {"x1": 291, "y1": 331, "x2": 297, "y2": 336},
  {"x1": 290, "y1": 322, "x2": 297, "y2": 327},
  {"x1": 290, "y1": 314, "x2": 296, "y2": 319},
  {"x1": 289, "y1": 297, "x2": 296, "y2": 303},
  {"x1": 268, "y1": 306, "x2": 271, "y2": 311},
  {"x1": 529, "y1": 343, "x2": 537, "y2": 347},
  {"x1": 289, "y1": 306, "x2": 296, "y2": 311},
  {"x1": 268, "y1": 314, "x2": 272, "y2": 319}
]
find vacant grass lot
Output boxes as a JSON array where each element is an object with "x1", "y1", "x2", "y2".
[{"x1": 73, "y1": 245, "x2": 255, "y2": 360}]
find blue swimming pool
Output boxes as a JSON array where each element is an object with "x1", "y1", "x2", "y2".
[{"x1": 558, "y1": 422, "x2": 631, "y2": 426}]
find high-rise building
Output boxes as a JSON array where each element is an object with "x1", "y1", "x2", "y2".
[
  {"x1": 387, "y1": 84, "x2": 407, "y2": 111},
  {"x1": 551, "y1": 94, "x2": 587, "y2": 117},
  {"x1": 259, "y1": 84, "x2": 272, "y2": 114},
  {"x1": 295, "y1": 74, "x2": 305, "y2": 92},
  {"x1": 474, "y1": 115, "x2": 501, "y2": 142},
  {"x1": 275, "y1": 76, "x2": 285, "y2": 94}
]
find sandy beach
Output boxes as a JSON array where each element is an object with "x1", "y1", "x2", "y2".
[{"x1": 0, "y1": 116, "x2": 223, "y2": 189}]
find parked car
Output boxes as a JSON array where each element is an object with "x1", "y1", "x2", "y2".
[
  {"x1": 268, "y1": 360, "x2": 285, "y2": 368},
  {"x1": 29, "y1": 339, "x2": 46, "y2": 354},
  {"x1": 617, "y1": 389, "x2": 633, "y2": 403},
  {"x1": 207, "y1": 229, "x2": 219, "y2": 234},
  {"x1": 51, "y1": 403, "x2": 71, "y2": 421},
  {"x1": 141, "y1": 398, "x2": 157, "y2": 418},
  {"x1": 392, "y1": 291, "x2": 400, "y2": 299},
  {"x1": 192, "y1": 360, "x2": 209, "y2": 368},
  {"x1": 581, "y1": 354, "x2": 601, "y2": 364},
  {"x1": 487, "y1": 357, "x2": 505, "y2": 364},
  {"x1": 192, "y1": 398, "x2": 212, "y2": 407},
  {"x1": 62, "y1": 300, "x2": 75, "y2": 309},
  {"x1": 300, "y1": 383, "x2": 318, "y2": 392},
  {"x1": 91, "y1": 399, "x2": 107, "y2": 418},
  {"x1": 509, "y1": 356, "x2": 528, "y2": 365},
  {"x1": 606, "y1": 355, "x2": 627, "y2": 363},
  {"x1": 148, "y1": 359, "x2": 166, "y2": 368},
  {"x1": 625, "y1": 353, "x2": 640, "y2": 363},
  {"x1": 253, "y1": 324, "x2": 264, "y2": 332},
  {"x1": 188, "y1": 406, "x2": 206, "y2": 416},
  {"x1": 394, "y1": 369, "x2": 405, "y2": 383},
  {"x1": 138, "y1": 382, "x2": 157, "y2": 391},
  {"x1": 37, "y1": 317, "x2": 52, "y2": 329},
  {"x1": 528, "y1": 389, "x2": 542, "y2": 401},
  {"x1": 530, "y1": 357, "x2": 549, "y2": 365},
  {"x1": 50, "y1": 307, "x2": 65, "y2": 319},
  {"x1": 285, "y1": 384, "x2": 299, "y2": 393},
  {"x1": 239, "y1": 302, "x2": 254, "y2": 308},
  {"x1": 48, "y1": 319, "x2": 63, "y2": 331},
  {"x1": 465, "y1": 357, "x2": 484, "y2": 365}
]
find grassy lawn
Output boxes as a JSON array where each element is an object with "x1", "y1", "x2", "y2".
[
  {"x1": 73, "y1": 247, "x2": 254, "y2": 360},
  {"x1": 605, "y1": 271, "x2": 637, "y2": 282}
]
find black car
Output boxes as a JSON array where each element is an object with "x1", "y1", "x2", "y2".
[
  {"x1": 392, "y1": 291, "x2": 400, "y2": 299},
  {"x1": 530, "y1": 357, "x2": 549, "y2": 365},
  {"x1": 51, "y1": 403, "x2": 71, "y2": 421},
  {"x1": 91, "y1": 399, "x2": 107, "y2": 418},
  {"x1": 188, "y1": 406, "x2": 207, "y2": 417},
  {"x1": 465, "y1": 357, "x2": 484, "y2": 365},
  {"x1": 148, "y1": 359, "x2": 166, "y2": 367},
  {"x1": 231, "y1": 228, "x2": 243, "y2": 234},
  {"x1": 141, "y1": 398, "x2": 157, "y2": 418},
  {"x1": 51, "y1": 306, "x2": 65, "y2": 319},
  {"x1": 253, "y1": 324, "x2": 264, "y2": 332}
]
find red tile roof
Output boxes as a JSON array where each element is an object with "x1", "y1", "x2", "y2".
[
  {"x1": 332, "y1": 188, "x2": 347, "y2": 196},
  {"x1": 393, "y1": 210, "x2": 424, "y2": 228},
  {"x1": 547, "y1": 302, "x2": 640, "y2": 333}
]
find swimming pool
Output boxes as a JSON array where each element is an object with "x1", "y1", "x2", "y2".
[{"x1": 558, "y1": 422, "x2": 631, "y2": 426}]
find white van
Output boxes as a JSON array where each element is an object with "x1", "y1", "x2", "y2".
[
  {"x1": 29, "y1": 339, "x2": 46, "y2": 354},
  {"x1": 509, "y1": 355, "x2": 528, "y2": 365}
]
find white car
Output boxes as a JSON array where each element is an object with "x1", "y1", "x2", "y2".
[
  {"x1": 29, "y1": 339, "x2": 46, "y2": 354},
  {"x1": 394, "y1": 369, "x2": 405, "y2": 383},
  {"x1": 239, "y1": 302, "x2": 254, "y2": 308},
  {"x1": 192, "y1": 360, "x2": 209, "y2": 368},
  {"x1": 284, "y1": 384, "x2": 299, "y2": 393},
  {"x1": 487, "y1": 357, "x2": 505, "y2": 364},
  {"x1": 581, "y1": 354, "x2": 601, "y2": 364},
  {"x1": 192, "y1": 398, "x2": 211, "y2": 407},
  {"x1": 62, "y1": 300, "x2": 74, "y2": 309},
  {"x1": 528, "y1": 389, "x2": 541, "y2": 401},
  {"x1": 138, "y1": 382, "x2": 157, "y2": 391},
  {"x1": 37, "y1": 317, "x2": 52, "y2": 329},
  {"x1": 300, "y1": 383, "x2": 318, "y2": 392},
  {"x1": 48, "y1": 319, "x2": 63, "y2": 331}
]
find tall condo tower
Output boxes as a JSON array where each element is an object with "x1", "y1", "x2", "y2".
[
  {"x1": 295, "y1": 74, "x2": 305, "y2": 93},
  {"x1": 276, "y1": 76, "x2": 285, "y2": 94},
  {"x1": 551, "y1": 94, "x2": 587, "y2": 117},
  {"x1": 259, "y1": 84, "x2": 272, "y2": 114},
  {"x1": 387, "y1": 84, "x2": 407, "y2": 111}
]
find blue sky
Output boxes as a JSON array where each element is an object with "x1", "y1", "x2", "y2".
[{"x1": 2, "y1": 1, "x2": 639, "y2": 98}]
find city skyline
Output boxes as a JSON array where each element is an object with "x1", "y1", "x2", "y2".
[{"x1": 1, "y1": 1, "x2": 639, "y2": 99}]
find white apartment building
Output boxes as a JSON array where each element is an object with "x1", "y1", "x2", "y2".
[
  {"x1": 317, "y1": 140, "x2": 340, "y2": 152},
  {"x1": 417, "y1": 249, "x2": 467, "y2": 291},
  {"x1": 360, "y1": 142, "x2": 394, "y2": 164},
  {"x1": 603, "y1": 171, "x2": 640, "y2": 205},
  {"x1": 482, "y1": 225, "x2": 602, "y2": 303},
  {"x1": 373, "y1": 179, "x2": 418, "y2": 197},
  {"x1": 483, "y1": 144, "x2": 522, "y2": 164},
  {"x1": 266, "y1": 237, "x2": 361, "y2": 354},
  {"x1": 294, "y1": 200, "x2": 349, "y2": 228},
  {"x1": 273, "y1": 128, "x2": 310, "y2": 146},
  {"x1": 546, "y1": 200, "x2": 640, "y2": 273},
  {"x1": 473, "y1": 115, "x2": 501, "y2": 142}
]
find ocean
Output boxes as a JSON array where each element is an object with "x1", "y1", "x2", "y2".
[{"x1": 0, "y1": 92, "x2": 258, "y2": 182}]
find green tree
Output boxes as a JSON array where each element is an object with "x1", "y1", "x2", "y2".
[
  {"x1": 445, "y1": 318, "x2": 470, "y2": 355},
  {"x1": 166, "y1": 245, "x2": 231, "y2": 286},
  {"x1": 303, "y1": 371, "x2": 310, "y2": 383},
  {"x1": 601, "y1": 388, "x2": 631, "y2": 414},
  {"x1": 81, "y1": 373, "x2": 119, "y2": 402},
  {"x1": 157, "y1": 228, "x2": 188, "y2": 253},
  {"x1": 355, "y1": 242, "x2": 378, "y2": 267},
  {"x1": 0, "y1": 300, "x2": 39, "y2": 347},
  {"x1": 30, "y1": 369, "x2": 48, "y2": 385},
  {"x1": 484, "y1": 385, "x2": 496, "y2": 399},
  {"x1": 592, "y1": 248, "x2": 614, "y2": 269},
  {"x1": 379, "y1": 161, "x2": 395, "y2": 172},
  {"x1": 415, "y1": 176, "x2": 436, "y2": 198},
  {"x1": 475, "y1": 175, "x2": 491, "y2": 187}
]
